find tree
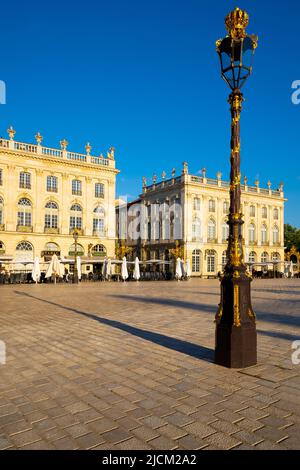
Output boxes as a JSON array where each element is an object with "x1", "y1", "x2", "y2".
[{"x1": 284, "y1": 224, "x2": 300, "y2": 251}]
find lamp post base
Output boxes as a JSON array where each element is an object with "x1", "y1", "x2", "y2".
[
  {"x1": 73, "y1": 273, "x2": 79, "y2": 284},
  {"x1": 215, "y1": 323, "x2": 257, "y2": 368},
  {"x1": 215, "y1": 273, "x2": 257, "y2": 369}
]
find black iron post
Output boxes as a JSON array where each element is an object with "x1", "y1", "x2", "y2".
[{"x1": 215, "y1": 8, "x2": 258, "y2": 368}]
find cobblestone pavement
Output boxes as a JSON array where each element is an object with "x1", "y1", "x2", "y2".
[{"x1": 0, "y1": 279, "x2": 299, "y2": 450}]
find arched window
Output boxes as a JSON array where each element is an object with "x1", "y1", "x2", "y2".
[
  {"x1": 0, "y1": 241, "x2": 5, "y2": 253},
  {"x1": 208, "y1": 199, "x2": 216, "y2": 212},
  {"x1": 93, "y1": 206, "x2": 105, "y2": 235},
  {"x1": 262, "y1": 206, "x2": 267, "y2": 218},
  {"x1": 15, "y1": 241, "x2": 34, "y2": 263},
  {"x1": 249, "y1": 251, "x2": 256, "y2": 263},
  {"x1": 272, "y1": 252, "x2": 280, "y2": 261},
  {"x1": 19, "y1": 171, "x2": 31, "y2": 189},
  {"x1": 223, "y1": 201, "x2": 229, "y2": 215},
  {"x1": 193, "y1": 198, "x2": 200, "y2": 211},
  {"x1": 250, "y1": 205, "x2": 255, "y2": 217},
  {"x1": 261, "y1": 224, "x2": 268, "y2": 244},
  {"x1": 208, "y1": 219, "x2": 216, "y2": 241},
  {"x1": 261, "y1": 252, "x2": 269, "y2": 263},
  {"x1": 273, "y1": 208, "x2": 279, "y2": 220},
  {"x1": 16, "y1": 241, "x2": 33, "y2": 252},
  {"x1": 222, "y1": 250, "x2": 227, "y2": 269},
  {"x1": 72, "y1": 179, "x2": 82, "y2": 196},
  {"x1": 207, "y1": 250, "x2": 216, "y2": 273},
  {"x1": 95, "y1": 183, "x2": 104, "y2": 198},
  {"x1": 45, "y1": 201, "x2": 58, "y2": 229},
  {"x1": 192, "y1": 249, "x2": 201, "y2": 273},
  {"x1": 68, "y1": 243, "x2": 84, "y2": 256},
  {"x1": 91, "y1": 244, "x2": 106, "y2": 257},
  {"x1": 70, "y1": 204, "x2": 82, "y2": 230},
  {"x1": 248, "y1": 223, "x2": 256, "y2": 243},
  {"x1": 273, "y1": 225, "x2": 279, "y2": 244},
  {"x1": 222, "y1": 222, "x2": 229, "y2": 242},
  {"x1": 46, "y1": 242, "x2": 59, "y2": 251},
  {"x1": 0, "y1": 196, "x2": 3, "y2": 225},
  {"x1": 17, "y1": 198, "x2": 32, "y2": 227},
  {"x1": 192, "y1": 218, "x2": 201, "y2": 240}
]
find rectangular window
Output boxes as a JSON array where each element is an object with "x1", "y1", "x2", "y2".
[
  {"x1": 207, "y1": 255, "x2": 215, "y2": 273},
  {"x1": 0, "y1": 169, "x2": 3, "y2": 185},
  {"x1": 72, "y1": 180, "x2": 82, "y2": 195},
  {"x1": 19, "y1": 172, "x2": 31, "y2": 189},
  {"x1": 223, "y1": 201, "x2": 229, "y2": 214},
  {"x1": 47, "y1": 176, "x2": 58, "y2": 192},
  {"x1": 45, "y1": 214, "x2": 58, "y2": 229},
  {"x1": 193, "y1": 198, "x2": 200, "y2": 211},
  {"x1": 95, "y1": 183, "x2": 104, "y2": 198},
  {"x1": 17, "y1": 212, "x2": 31, "y2": 226},
  {"x1": 250, "y1": 206, "x2": 255, "y2": 217},
  {"x1": 70, "y1": 216, "x2": 82, "y2": 229},
  {"x1": 93, "y1": 219, "x2": 104, "y2": 234},
  {"x1": 209, "y1": 200, "x2": 216, "y2": 212}
]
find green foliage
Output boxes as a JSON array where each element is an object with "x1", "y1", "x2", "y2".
[{"x1": 284, "y1": 224, "x2": 300, "y2": 251}]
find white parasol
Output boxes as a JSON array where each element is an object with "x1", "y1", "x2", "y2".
[
  {"x1": 133, "y1": 257, "x2": 140, "y2": 281},
  {"x1": 121, "y1": 256, "x2": 128, "y2": 281},
  {"x1": 31, "y1": 257, "x2": 41, "y2": 283}
]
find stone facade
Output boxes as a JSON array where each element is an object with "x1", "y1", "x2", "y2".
[
  {"x1": 118, "y1": 164, "x2": 286, "y2": 277},
  {"x1": 0, "y1": 127, "x2": 119, "y2": 271}
]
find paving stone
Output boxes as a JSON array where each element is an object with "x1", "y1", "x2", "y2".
[
  {"x1": 148, "y1": 435, "x2": 178, "y2": 450},
  {"x1": 87, "y1": 417, "x2": 118, "y2": 434},
  {"x1": 159, "y1": 423, "x2": 188, "y2": 440},
  {"x1": 182, "y1": 421, "x2": 216, "y2": 439},
  {"x1": 140, "y1": 415, "x2": 167, "y2": 429},
  {"x1": 100, "y1": 428, "x2": 132, "y2": 444},
  {"x1": 131, "y1": 425, "x2": 160, "y2": 442},
  {"x1": 165, "y1": 412, "x2": 194, "y2": 427},
  {"x1": 115, "y1": 437, "x2": 152, "y2": 450},
  {"x1": 254, "y1": 425, "x2": 289, "y2": 443},
  {"x1": 10, "y1": 430, "x2": 42, "y2": 447},
  {"x1": 0, "y1": 435, "x2": 13, "y2": 450},
  {"x1": 177, "y1": 434, "x2": 207, "y2": 450},
  {"x1": 203, "y1": 432, "x2": 242, "y2": 450},
  {"x1": 0, "y1": 279, "x2": 300, "y2": 450}
]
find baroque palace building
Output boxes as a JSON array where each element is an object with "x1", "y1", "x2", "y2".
[
  {"x1": 117, "y1": 162, "x2": 286, "y2": 277},
  {"x1": 0, "y1": 126, "x2": 119, "y2": 271}
]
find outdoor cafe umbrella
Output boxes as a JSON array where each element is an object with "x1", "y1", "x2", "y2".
[
  {"x1": 45, "y1": 254, "x2": 64, "y2": 283},
  {"x1": 185, "y1": 259, "x2": 191, "y2": 278},
  {"x1": 290, "y1": 260, "x2": 294, "y2": 278},
  {"x1": 31, "y1": 257, "x2": 41, "y2": 284},
  {"x1": 133, "y1": 257, "x2": 140, "y2": 281},
  {"x1": 121, "y1": 256, "x2": 128, "y2": 281},
  {"x1": 175, "y1": 257, "x2": 183, "y2": 280},
  {"x1": 102, "y1": 257, "x2": 107, "y2": 278},
  {"x1": 106, "y1": 258, "x2": 112, "y2": 280}
]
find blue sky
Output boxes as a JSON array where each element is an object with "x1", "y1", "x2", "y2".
[{"x1": 1, "y1": 0, "x2": 299, "y2": 225}]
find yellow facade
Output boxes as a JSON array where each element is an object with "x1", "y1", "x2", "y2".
[
  {"x1": 0, "y1": 127, "x2": 119, "y2": 270},
  {"x1": 126, "y1": 164, "x2": 286, "y2": 277}
]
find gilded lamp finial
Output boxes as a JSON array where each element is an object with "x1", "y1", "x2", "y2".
[{"x1": 225, "y1": 7, "x2": 249, "y2": 39}]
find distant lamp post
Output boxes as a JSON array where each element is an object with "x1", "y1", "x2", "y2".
[
  {"x1": 73, "y1": 229, "x2": 79, "y2": 284},
  {"x1": 215, "y1": 8, "x2": 258, "y2": 368}
]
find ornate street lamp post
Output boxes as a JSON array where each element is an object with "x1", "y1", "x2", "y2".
[
  {"x1": 73, "y1": 229, "x2": 79, "y2": 284},
  {"x1": 215, "y1": 8, "x2": 258, "y2": 368}
]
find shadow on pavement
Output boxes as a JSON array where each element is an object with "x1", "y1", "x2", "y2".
[{"x1": 14, "y1": 291, "x2": 215, "y2": 363}]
